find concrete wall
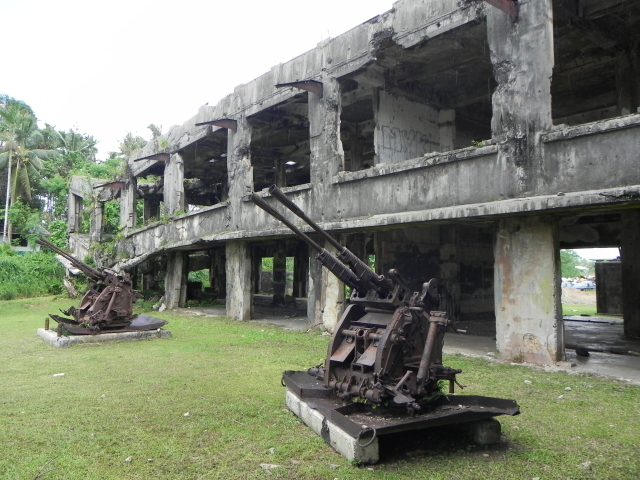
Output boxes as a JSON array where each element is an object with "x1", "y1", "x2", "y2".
[
  {"x1": 375, "y1": 91, "x2": 441, "y2": 164},
  {"x1": 107, "y1": 0, "x2": 640, "y2": 363},
  {"x1": 595, "y1": 261, "x2": 623, "y2": 315}
]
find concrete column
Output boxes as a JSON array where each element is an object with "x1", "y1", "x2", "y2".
[
  {"x1": 272, "y1": 242, "x2": 286, "y2": 305},
  {"x1": 120, "y1": 171, "x2": 137, "y2": 230},
  {"x1": 141, "y1": 258, "x2": 158, "y2": 292},
  {"x1": 320, "y1": 241, "x2": 345, "y2": 332},
  {"x1": 227, "y1": 115, "x2": 253, "y2": 230},
  {"x1": 252, "y1": 250, "x2": 262, "y2": 294},
  {"x1": 89, "y1": 201, "x2": 103, "y2": 243},
  {"x1": 275, "y1": 158, "x2": 287, "y2": 188},
  {"x1": 165, "y1": 251, "x2": 186, "y2": 309},
  {"x1": 616, "y1": 51, "x2": 634, "y2": 116},
  {"x1": 164, "y1": 153, "x2": 185, "y2": 216},
  {"x1": 309, "y1": 76, "x2": 344, "y2": 184},
  {"x1": 488, "y1": 0, "x2": 553, "y2": 195},
  {"x1": 209, "y1": 248, "x2": 226, "y2": 299},
  {"x1": 293, "y1": 244, "x2": 309, "y2": 298},
  {"x1": 307, "y1": 247, "x2": 323, "y2": 325},
  {"x1": 494, "y1": 216, "x2": 563, "y2": 364},
  {"x1": 621, "y1": 210, "x2": 640, "y2": 338},
  {"x1": 225, "y1": 241, "x2": 252, "y2": 320},
  {"x1": 438, "y1": 109, "x2": 456, "y2": 152},
  {"x1": 143, "y1": 196, "x2": 160, "y2": 221},
  {"x1": 68, "y1": 194, "x2": 82, "y2": 233},
  {"x1": 350, "y1": 133, "x2": 365, "y2": 172}
]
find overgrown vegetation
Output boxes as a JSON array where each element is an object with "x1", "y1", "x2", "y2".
[
  {"x1": 560, "y1": 249, "x2": 596, "y2": 277},
  {"x1": 1, "y1": 95, "x2": 165, "y2": 249},
  {"x1": 0, "y1": 245, "x2": 64, "y2": 300},
  {"x1": 1, "y1": 297, "x2": 638, "y2": 479}
]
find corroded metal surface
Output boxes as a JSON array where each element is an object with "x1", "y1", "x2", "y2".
[
  {"x1": 37, "y1": 238, "x2": 167, "y2": 335},
  {"x1": 253, "y1": 186, "x2": 518, "y2": 417}
]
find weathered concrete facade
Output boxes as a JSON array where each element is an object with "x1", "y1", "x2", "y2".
[{"x1": 70, "y1": 0, "x2": 640, "y2": 365}]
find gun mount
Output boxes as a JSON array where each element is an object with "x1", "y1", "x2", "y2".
[
  {"x1": 251, "y1": 185, "x2": 519, "y2": 454},
  {"x1": 252, "y1": 186, "x2": 468, "y2": 410},
  {"x1": 36, "y1": 238, "x2": 167, "y2": 335}
]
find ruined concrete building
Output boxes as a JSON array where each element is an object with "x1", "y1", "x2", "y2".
[{"x1": 68, "y1": 0, "x2": 640, "y2": 365}]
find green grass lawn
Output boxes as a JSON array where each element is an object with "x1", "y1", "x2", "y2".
[
  {"x1": 1, "y1": 297, "x2": 639, "y2": 479},
  {"x1": 562, "y1": 303, "x2": 622, "y2": 319}
]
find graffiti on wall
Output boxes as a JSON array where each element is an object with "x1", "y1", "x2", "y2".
[{"x1": 379, "y1": 125, "x2": 437, "y2": 162}]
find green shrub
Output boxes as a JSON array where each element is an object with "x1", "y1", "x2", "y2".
[{"x1": 0, "y1": 249, "x2": 65, "y2": 300}]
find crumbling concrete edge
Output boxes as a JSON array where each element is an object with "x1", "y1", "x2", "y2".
[
  {"x1": 285, "y1": 390, "x2": 379, "y2": 464},
  {"x1": 117, "y1": 184, "x2": 640, "y2": 270},
  {"x1": 37, "y1": 328, "x2": 172, "y2": 348}
]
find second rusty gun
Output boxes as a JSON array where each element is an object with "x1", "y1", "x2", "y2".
[
  {"x1": 251, "y1": 186, "x2": 466, "y2": 412},
  {"x1": 37, "y1": 238, "x2": 167, "y2": 335}
]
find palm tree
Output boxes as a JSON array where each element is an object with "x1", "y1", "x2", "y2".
[
  {"x1": 0, "y1": 104, "x2": 57, "y2": 242},
  {"x1": 119, "y1": 132, "x2": 147, "y2": 158}
]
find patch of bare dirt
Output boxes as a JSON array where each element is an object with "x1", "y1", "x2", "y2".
[{"x1": 562, "y1": 287, "x2": 596, "y2": 305}]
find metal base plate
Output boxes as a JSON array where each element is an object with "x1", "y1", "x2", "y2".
[{"x1": 283, "y1": 370, "x2": 520, "y2": 439}]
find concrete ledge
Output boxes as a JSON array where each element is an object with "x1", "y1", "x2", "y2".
[
  {"x1": 285, "y1": 390, "x2": 379, "y2": 464},
  {"x1": 37, "y1": 328, "x2": 172, "y2": 348}
]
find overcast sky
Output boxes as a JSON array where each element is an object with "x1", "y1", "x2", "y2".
[{"x1": 1, "y1": 0, "x2": 392, "y2": 157}]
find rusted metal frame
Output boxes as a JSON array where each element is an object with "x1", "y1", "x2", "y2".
[
  {"x1": 93, "y1": 181, "x2": 126, "y2": 189},
  {"x1": 132, "y1": 153, "x2": 171, "y2": 163},
  {"x1": 195, "y1": 118, "x2": 238, "y2": 132},
  {"x1": 275, "y1": 80, "x2": 324, "y2": 99},
  {"x1": 483, "y1": 0, "x2": 518, "y2": 20}
]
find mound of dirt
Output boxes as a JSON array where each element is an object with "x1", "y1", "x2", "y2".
[{"x1": 561, "y1": 287, "x2": 596, "y2": 305}]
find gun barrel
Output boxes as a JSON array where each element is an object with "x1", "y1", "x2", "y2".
[
  {"x1": 250, "y1": 193, "x2": 323, "y2": 253},
  {"x1": 268, "y1": 185, "x2": 394, "y2": 295},
  {"x1": 36, "y1": 238, "x2": 104, "y2": 281},
  {"x1": 250, "y1": 193, "x2": 368, "y2": 293},
  {"x1": 268, "y1": 185, "x2": 342, "y2": 251}
]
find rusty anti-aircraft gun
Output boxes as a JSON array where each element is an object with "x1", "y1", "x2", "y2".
[
  {"x1": 36, "y1": 238, "x2": 167, "y2": 335},
  {"x1": 252, "y1": 186, "x2": 519, "y2": 447},
  {"x1": 252, "y1": 186, "x2": 471, "y2": 413}
]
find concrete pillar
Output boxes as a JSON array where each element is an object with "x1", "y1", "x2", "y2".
[
  {"x1": 227, "y1": 114, "x2": 253, "y2": 230},
  {"x1": 488, "y1": 0, "x2": 553, "y2": 195},
  {"x1": 438, "y1": 109, "x2": 456, "y2": 152},
  {"x1": 225, "y1": 241, "x2": 253, "y2": 320},
  {"x1": 252, "y1": 249, "x2": 262, "y2": 294},
  {"x1": 293, "y1": 244, "x2": 309, "y2": 298},
  {"x1": 272, "y1": 242, "x2": 286, "y2": 305},
  {"x1": 616, "y1": 51, "x2": 634, "y2": 116},
  {"x1": 349, "y1": 130, "x2": 365, "y2": 172},
  {"x1": 141, "y1": 259, "x2": 158, "y2": 292},
  {"x1": 308, "y1": 247, "x2": 323, "y2": 325},
  {"x1": 120, "y1": 171, "x2": 137, "y2": 230},
  {"x1": 209, "y1": 248, "x2": 226, "y2": 299},
  {"x1": 621, "y1": 210, "x2": 640, "y2": 338},
  {"x1": 165, "y1": 251, "x2": 186, "y2": 309},
  {"x1": 275, "y1": 158, "x2": 287, "y2": 188},
  {"x1": 164, "y1": 153, "x2": 185, "y2": 216},
  {"x1": 320, "y1": 241, "x2": 346, "y2": 332},
  {"x1": 89, "y1": 201, "x2": 103, "y2": 243},
  {"x1": 68, "y1": 194, "x2": 82, "y2": 233},
  {"x1": 494, "y1": 216, "x2": 563, "y2": 364},
  {"x1": 143, "y1": 196, "x2": 160, "y2": 221},
  {"x1": 309, "y1": 76, "x2": 343, "y2": 184}
]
